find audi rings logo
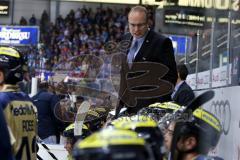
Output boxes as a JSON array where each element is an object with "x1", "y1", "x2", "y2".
[{"x1": 210, "y1": 100, "x2": 231, "y2": 135}]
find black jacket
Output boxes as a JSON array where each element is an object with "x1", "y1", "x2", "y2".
[
  {"x1": 32, "y1": 89, "x2": 61, "y2": 139},
  {"x1": 172, "y1": 81, "x2": 195, "y2": 106},
  {"x1": 116, "y1": 30, "x2": 177, "y2": 114}
]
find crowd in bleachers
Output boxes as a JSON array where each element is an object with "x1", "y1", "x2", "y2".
[{"x1": 19, "y1": 6, "x2": 155, "y2": 79}]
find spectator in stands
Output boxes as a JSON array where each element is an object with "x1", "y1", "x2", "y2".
[
  {"x1": 40, "y1": 10, "x2": 49, "y2": 33},
  {"x1": 29, "y1": 14, "x2": 37, "y2": 25},
  {"x1": 32, "y1": 81, "x2": 63, "y2": 144},
  {"x1": 171, "y1": 64, "x2": 195, "y2": 106},
  {"x1": 19, "y1": 16, "x2": 27, "y2": 25}
]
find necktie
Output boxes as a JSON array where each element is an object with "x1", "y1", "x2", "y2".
[
  {"x1": 171, "y1": 89, "x2": 176, "y2": 99},
  {"x1": 127, "y1": 40, "x2": 139, "y2": 64}
]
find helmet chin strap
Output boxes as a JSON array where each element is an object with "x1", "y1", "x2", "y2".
[
  {"x1": 10, "y1": 64, "x2": 21, "y2": 72},
  {"x1": 5, "y1": 65, "x2": 23, "y2": 84}
]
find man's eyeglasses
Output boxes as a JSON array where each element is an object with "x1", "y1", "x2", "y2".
[{"x1": 128, "y1": 22, "x2": 147, "y2": 28}]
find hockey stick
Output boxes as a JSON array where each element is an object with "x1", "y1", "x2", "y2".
[
  {"x1": 37, "y1": 143, "x2": 58, "y2": 160},
  {"x1": 183, "y1": 90, "x2": 214, "y2": 113},
  {"x1": 74, "y1": 101, "x2": 91, "y2": 136},
  {"x1": 158, "y1": 90, "x2": 215, "y2": 127}
]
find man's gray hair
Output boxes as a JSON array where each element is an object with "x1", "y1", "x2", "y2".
[{"x1": 128, "y1": 5, "x2": 148, "y2": 21}]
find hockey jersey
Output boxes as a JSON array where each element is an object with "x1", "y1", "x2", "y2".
[{"x1": 0, "y1": 85, "x2": 37, "y2": 160}]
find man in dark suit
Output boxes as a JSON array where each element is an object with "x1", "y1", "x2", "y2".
[
  {"x1": 115, "y1": 6, "x2": 177, "y2": 116},
  {"x1": 171, "y1": 64, "x2": 195, "y2": 106},
  {"x1": 32, "y1": 81, "x2": 63, "y2": 144}
]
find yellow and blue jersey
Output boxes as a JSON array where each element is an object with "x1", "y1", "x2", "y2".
[{"x1": 0, "y1": 85, "x2": 37, "y2": 160}]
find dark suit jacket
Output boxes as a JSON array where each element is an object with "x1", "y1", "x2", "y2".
[
  {"x1": 116, "y1": 30, "x2": 177, "y2": 115},
  {"x1": 172, "y1": 81, "x2": 195, "y2": 106},
  {"x1": 32, "y1": 89, "x2": 62, "y2": 139}
]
